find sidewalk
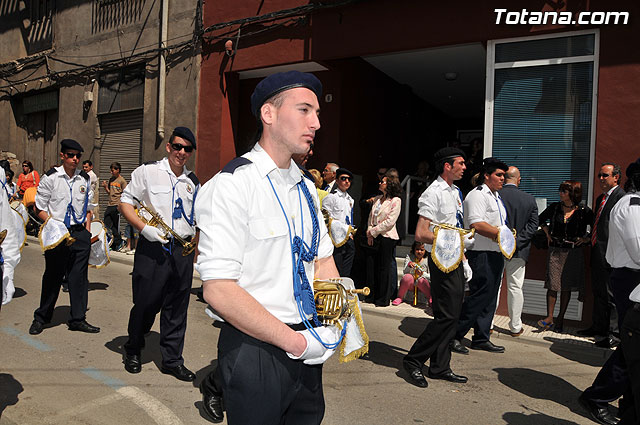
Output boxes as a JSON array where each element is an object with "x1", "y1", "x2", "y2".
[{"x1": 360, "y1": 300, "x2": 606, "y2": 351}]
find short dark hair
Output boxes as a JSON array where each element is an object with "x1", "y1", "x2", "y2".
[
  {"x1": 435, "y1": 157, "x2": 457, "y2": 176},
  {"x1": 110, "y1": 162, "x2": 121, "y2": 171},
  {"x1": 559, "y1": 180, "x2": 583, "y2": 205},
  {"x1": 602, "y1": 162, "x2": 621, "y2": 178},
  {"x1": 83, "y1": 160, "x2": 93, "y2": 166},
  {"x1": 22, "y1": 160, "x2": 34, "y2": 172}
]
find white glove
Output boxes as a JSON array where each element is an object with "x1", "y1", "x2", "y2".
[
  {"x1": 287, "y1": 326, "x2": 341, "y2": 365},
  {"x1": 462, "y1": 259, "x2": 473, "y2": 282},
  {"x1": 463, "y1": 232, "x2": 475, "y2": 251},
  {"x1": 2, "y1": 276, "x2": 15, "y2": 305},
  {"x1": 141, "y1": 225, "x2": 168, "y2": 244}
]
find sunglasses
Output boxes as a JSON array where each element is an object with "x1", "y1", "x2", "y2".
[
  {"x1": 171, "y1": 143, "x2": 194, "y2": 153},
  {"x1": 339, "y1": 176, "x2": 352, "y2": 182},
  {"x1": 64, "y1": 152, "x2": 82, "y2": 159},
  {"x1": 597, "y1": 173, "x2": 611, "y2": 178},
  {"x1": 379, "y1": 180, "x2": 387, "y2": 185}
]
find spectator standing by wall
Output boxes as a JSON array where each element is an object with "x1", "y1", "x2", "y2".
[{"x1": 102, "y1": 162, "x2": 127, "y2": 251}]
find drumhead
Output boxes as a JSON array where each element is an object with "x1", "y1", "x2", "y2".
[{"x1": 90, "y1": 220, "x2": 104, "y2": 238}]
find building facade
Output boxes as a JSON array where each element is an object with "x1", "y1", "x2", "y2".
[
  {"x1": 196, "y1": 0, "x2": 639, "y2": 324},
  {"x1": 0, "y1": 0, "x2": 201, "y2": 204}
]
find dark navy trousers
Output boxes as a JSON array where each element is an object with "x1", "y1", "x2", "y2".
[{"x1": 455, "y1": 251, "x2": 505, "y2": 344}]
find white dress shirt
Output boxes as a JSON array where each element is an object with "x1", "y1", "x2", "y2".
[
  {"x1": 464, "y1": 184, "x2": 507, "y2": 252},
  {"x1": 35, "y1": 166, "x2": 95, "y2": 225},
  {"x1": 195, "y1": 144, "x2": 334, "y2": 324},
  {"x1": 606, "y1": 192, "x2": 640, "y2": 269},
  {"x1": 322, "y1": 188, "x2": 354, "y2": 225},
  {"x1": 121, "y1": 158, "x2": 198, "y2": 239},
  {"x1": 417, "y1": 176, "x2": 463, "y2": 253}
]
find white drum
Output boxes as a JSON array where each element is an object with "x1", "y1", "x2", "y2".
[{"x1": 89, "y1": 219, "x2": 110, "y2": 268}]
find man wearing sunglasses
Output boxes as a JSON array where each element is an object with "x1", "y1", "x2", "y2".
[
  {"x1": 322, "y1": 168, "x2": 356, "y2": 276},
  {"x1": 119, "y1": 126, "x2": 199, "y2": 382},
  {"x1": 578, "y1": 163, "x2": 625, "y2": 348},
  {"x1": 29, "y1": 139, "x2": 98, "y2": 335}
]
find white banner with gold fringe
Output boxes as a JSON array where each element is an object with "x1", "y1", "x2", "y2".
[
  {"x1": 498, "y1": 225, "x2": 517, "y2": 260},
  {"x1": 39, "y1": 217, "x2": 73, "y2": 251}
]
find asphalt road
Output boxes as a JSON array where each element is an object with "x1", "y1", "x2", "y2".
[{"x1": 1, "y1": 240, "x2": 611, "y2": 424}]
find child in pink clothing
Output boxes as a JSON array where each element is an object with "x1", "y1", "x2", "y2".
[{"x1": 392, "y1": 241, "x2": 431, "y2": 306}]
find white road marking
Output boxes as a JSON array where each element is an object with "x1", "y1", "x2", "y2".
[{"x1": 41, "y1": 386, "x2": 183, "y2": 425}]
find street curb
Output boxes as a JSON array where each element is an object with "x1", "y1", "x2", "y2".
[{"x1": 359, "y1": 302, "x2": 614, "y2": 355}]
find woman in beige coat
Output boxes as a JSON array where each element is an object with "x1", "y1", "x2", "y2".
[{"x1": 366, "y1": 175, "x2": 403, "y2": 306}]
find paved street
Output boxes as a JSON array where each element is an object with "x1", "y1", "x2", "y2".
[{"x1": 1, "y1": 239, "x2": 615, "y2": 424}]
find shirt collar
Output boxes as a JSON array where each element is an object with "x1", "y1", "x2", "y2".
[
  {"x1": 159, "y1": 157, "x2": 188, "y2": 179},
  {"x1": 435, "y1": 175, "x2": 456, "y2": 191},
  {"x1": 605, "y1": 185, "x2": 618, "y2": 197},
  {"x1": 57, "y1": 166, "x2": 81, "y2": 180},
  {"x1": 251, "y1": 143, "x2": 303, "y2": 184}
]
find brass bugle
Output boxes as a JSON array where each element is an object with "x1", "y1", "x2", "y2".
[
  {"x1": 313, "y1": 279, "x2": 369, "y2": 325},
  {"x1": 133, "y1": 197, "x2": 196, "y2": 256},
  {"x1": 433, "y1": 222, "x2": 476, "y2": 237}
]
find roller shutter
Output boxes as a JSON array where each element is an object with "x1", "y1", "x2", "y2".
[{"x1": 98, "y1": 110, "x2": 143, "y2": 233}]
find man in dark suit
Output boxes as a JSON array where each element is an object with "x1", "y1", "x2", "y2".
[
  {"x1": 578, "y1": 163, "x2": 625, "y2": 347},
  {"x1": 499, "y1": 167, "x2": 538, "y2": 336}
]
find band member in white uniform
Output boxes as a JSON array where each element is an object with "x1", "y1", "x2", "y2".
[
  {"x1": 119, "y1": 126, "x2": 199, "y2": 381},
  {"x1": 403, "y1": 147, "x2": 470, "y2": 388},
  {"x1": 322, "y1": 167, "x2": 356, "y2": 276},
  {"x1": 451, "y1": 157, "x2": 509, "y2": 354},
  {"x1": 196, "y1": 71, "x2": 341, "y2": 424},
  {"x1": 29, "y1": 139, "x2": 98, "y2": 335}
]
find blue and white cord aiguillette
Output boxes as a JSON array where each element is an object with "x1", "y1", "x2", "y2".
[{"x1": 267, "y1": 174, "x2": 346, "y2": 349}]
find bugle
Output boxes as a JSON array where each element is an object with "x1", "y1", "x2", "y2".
[
  {"x1": 313, "y1": 279, "x2": 370, "y2": 326},
  {"x1": 134, "y1": 198, "x2": 195, "y2": 256}
]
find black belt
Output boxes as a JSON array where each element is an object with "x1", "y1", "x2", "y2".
[
  {"x1": 68, "y1": 224, "x2": 86, "y2": 231},
  {"x1": 287, "y1": 322, "x2": 318, "y2": 331}
]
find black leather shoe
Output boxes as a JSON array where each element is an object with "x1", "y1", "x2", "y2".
[
  {"x1": 161, "y1": 364, "x2": 196, "y2": 382},
  {"x1": 402, "y1": 363, "x2": 428, "y2": 388},
  {"x1": 202, "y1": 392, "x2": 224, "y2": 423},
  {"x1": 450, "y1": 339, "x2": 469, "y2": 355},
  {"x1": 595, "y1": 336, "x2": 620, "y2": 349},
  {"x1": 579, "y1": 394, "x2": 619, "y2": 425},
  {"x1": 470, "y1": 341, "x2": 505, "y2": 353},
  {"x1": 68, "y1": 320, "x2": 100, "y2": 333},
  {"x1": 124, "y1": 354, "x2": 141, "y2": 374},
  {"x1": 427, "y1": 370, "x2": 468, "y2": 383},
  {"x1": 29, "y1": 320, "x2": 44, "y2": 335}
]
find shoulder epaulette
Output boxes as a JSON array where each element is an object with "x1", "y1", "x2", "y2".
[
  {"x1": 299, "y1": 166, "x2": 314, "y2": 183},
  {"x1": 630, "y1": 197, "x2": 640, "y2": 206},
  {"x1": 222, "y1": 157, "x2": 252, "y2": 174},
  {"x1": 143, "y1": 160, "x2": 158, "y2": 165},
  {"x1": 45, "y1": 168, "x2": 57, "y2": 176},
  {"x1": 476, "y1": 186, "x2": 483, "y2": 190},
  {"x1": 188, "y1": 172, "x2": 200, "y2": 186},
  {"x1": 80, "y1": 170, "x2": 90, "y2": 180}
]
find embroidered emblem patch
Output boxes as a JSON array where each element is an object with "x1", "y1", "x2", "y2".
[
  {"x1": 186, "y1": 184, "x2": 193, "y2": 194},
  {"x1": 79, "y1": 185, "x2": 86, "y2": 194}
]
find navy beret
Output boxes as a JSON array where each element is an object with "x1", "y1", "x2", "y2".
[
  {"x1": 335, "y1": 167, "x2": 353, "y2": 179},
  {"x1": 433, "y1": 147, "x2": 466, "y2": 162},
  {"x1": 250, "y1": 71, "x2": 322, "y2": 117},
  {"x1": 60, "y1": 138, "x2": 84, "y2": 153},
  {"x1": 626, "y1": 157, "x2": 640, "y2": 177},
  {"x1": 172, "y1": 126, "x2": 196, "y2": 149},
  {"x1": 482, "y1": 157, "x2": 509, "y2": 172}
]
